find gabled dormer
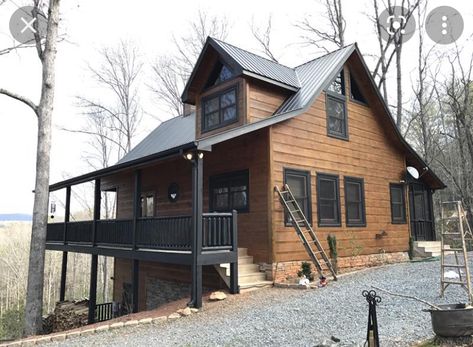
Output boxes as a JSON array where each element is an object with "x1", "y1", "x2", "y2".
[{"x1": 181, "y1": 37, "x2": 298, "y2": 138}]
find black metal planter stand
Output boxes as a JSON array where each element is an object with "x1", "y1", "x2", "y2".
[{"x1": 362, "y1": 290, "x2": 381, "y2": 347}]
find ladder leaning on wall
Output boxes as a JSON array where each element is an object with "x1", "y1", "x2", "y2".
[
  {"x1": 439, "y1": 200, "x2": 473, "y2": 304},
  {"x1": 275, "y1": 184, "x2": 337, "y2": 281}
]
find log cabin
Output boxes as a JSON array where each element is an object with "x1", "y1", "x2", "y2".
[{"x1": 46, "y1": 37, "x2": 446, "y2": 323}]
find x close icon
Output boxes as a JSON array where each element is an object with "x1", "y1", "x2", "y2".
[{"x1": 9, "y1": 6, "x2": 48, "y2": 44}]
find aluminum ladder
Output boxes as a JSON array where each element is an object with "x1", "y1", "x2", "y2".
[
  {"x1": 440, "y1": 201, "x2": 473, "y2": 304},
  {"x1": 275, "y1": 184, "x2": 337, "y2": 280}
]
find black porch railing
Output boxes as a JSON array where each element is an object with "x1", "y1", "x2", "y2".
[
  {"x1": 95, "y1": 302, "x2": 114, "y2": 322},
  {"x1": 96, "y1": 219, "x2": 133, "y2": 246},
  {"x1": 46, "y1": 212, "x2": 237, "y2": 252},
  {"x1": 137, "y1": 216, "x2": 192, "y2": 250},
  {"x1": 202, "y1": 212, "x2": 234, "y2": 251}
]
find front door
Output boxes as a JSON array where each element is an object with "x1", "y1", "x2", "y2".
[{"x1": 409, "y1": 183, "x2": 435, "y2": 241}]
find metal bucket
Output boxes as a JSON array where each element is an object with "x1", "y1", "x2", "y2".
[{"x1": 428, "y1": 304, "x2": 473, "y2": 337}]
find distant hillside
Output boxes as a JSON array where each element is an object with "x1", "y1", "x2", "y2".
[{"x1": 0, "y1": 213, "x2": 32, "y2": 221}]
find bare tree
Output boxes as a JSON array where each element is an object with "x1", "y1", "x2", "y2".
[
  {"x1": 70, "y1": 41, "x2": 143, "y2": 158},
  {"x1": 62, "y1": 42, "x2": 143, "y2": 305},
  {"x1": 403, "y1": 1, "x2": 439, "y2": 164},
  {"x1": 150, "y1": 10, "x2": 229, "y2": 117},
  {"x1": 369, "y1": 0, "x2": 421, "y2": 126},
  {"x1": 250, "y1": 15, "x2": 279, "y2": 63},
  {"x1": 296, "y1": 0, "x2": 345, "y2": 52},
  {"x1": 0, "y1": 0, "x2": 61, "y2": 336}
]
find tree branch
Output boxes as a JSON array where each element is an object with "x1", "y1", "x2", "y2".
[{"x1": 0, "y1": 88, "x2": 38, "y2": 116}]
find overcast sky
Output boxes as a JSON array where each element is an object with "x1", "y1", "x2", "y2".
[{"x1": 0, "y1": 0, "x2": 472, "y2": 214}]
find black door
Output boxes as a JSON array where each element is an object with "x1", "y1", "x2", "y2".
[{"x1": 409, "y1": 183, "x2": 435, "y2": 241}]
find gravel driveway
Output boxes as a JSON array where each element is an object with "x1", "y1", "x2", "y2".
[{"x1": 47, "y1": 256, "x2": 473, "y2": 347}]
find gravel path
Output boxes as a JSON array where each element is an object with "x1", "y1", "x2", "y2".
[{"x1": 47, "y1": 256, "x2": 473, "y2": 347}]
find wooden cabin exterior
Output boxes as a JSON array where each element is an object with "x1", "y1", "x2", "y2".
[{"x1": 45, "y1": 38, "x2": 445, "y2": 321}]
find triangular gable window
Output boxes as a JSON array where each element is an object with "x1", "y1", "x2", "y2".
[
  {"x1": 350, "y1": 73, "x2": 367, "y2": 104},
  {"x1": 205, "y1": 62, "x2": 234, "y2": 88},
  {"x1": 327, "y1": 70, "x2": 345, "y2": 95}
]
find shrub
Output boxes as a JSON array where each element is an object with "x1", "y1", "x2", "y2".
[
  {"x1": 327, "y1": 234, "x2": 338, "y2": 274},
  {"x1": 297, "y1": 261, "x2": 314, "y2": 281}
]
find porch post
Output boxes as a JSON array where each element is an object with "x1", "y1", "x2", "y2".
[
  {"x1": 131, "y1": 170, "x2": 141, "y2": 313},
  {"x1": 59, "y1": 186, "x2": 71, "y2": 301},
  {"x1": 190, "y1": 152, "x2": 203, "y2": 308},
  {"x1": 229, "y1": 210, "x2": 239, "y2": 294},
  {"x1": 88, "y1": 179, "x2": 101, "y2": 324},
  {"x1": 88, "y1": 255, "x2": 98, "y2": 324},
  {"x1": 132, "y1": 260, "x2": 139, "y2": 313}
]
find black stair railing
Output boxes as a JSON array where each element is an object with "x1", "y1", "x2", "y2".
[{"x1": 202, "y1": 212, "x2": 236, "y2": 251}]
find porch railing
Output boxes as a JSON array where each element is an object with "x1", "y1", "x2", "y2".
[
  {"x1": 46, "y1": 211, "x2": 237, "y2": 252},
  {"x1": 137, "y1": 216, "x2": 192, "y2": 250},
  {"x1": 202, "y1": 212, "x2": 234, "y2": 251},
  {"x1": 96, "y1": 219, "x2": 133, "y2": 246},
  {"x1": 95, "y1": 302, "x2": 114, "y2": 322}
]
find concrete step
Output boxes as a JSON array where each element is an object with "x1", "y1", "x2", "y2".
[
  {"x1": 239, "y1": 280, "x2": 273, "y2": 290},
  {"x1": 413, "y1": 241, "x2": 452, "y2": 258},
  {"x1": 415, "y1": 241, "x2": 441, "y2": 248},
  {"x1": 238, "y1": 272, "x2": 267, "y2": 284},
  {"x1": 215, "y1": 248, "x2": 270, "y2": 290},
  {"x1": 220, "y1": 263, "x2": 260, "y2": 276},
  {"x1": 238, "y1": 255, "x2": 254, "y2": 264}
]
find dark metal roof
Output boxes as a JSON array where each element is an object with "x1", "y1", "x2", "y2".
[
  {"x1": 210, "y1": 38, "x2": 300, "y2": 89},
  {"x1": 275, "y1": 45, "x2": 355, "y2": 115},
  {"x1": 196, "y1": 45, "x2": 357, "y2": 149},
  {"x1": 50, "y1": 41, "x2": 445, "y2": 191},
  {"x1": 117, "y1": 113, "x2": 196, "y2": 165}
]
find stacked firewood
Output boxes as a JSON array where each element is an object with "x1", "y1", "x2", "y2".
[{"x1": 43, "y1": 300, "x2": 89, "y2": 333}]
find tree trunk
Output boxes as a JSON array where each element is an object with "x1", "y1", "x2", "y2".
[
  {"x1": 23, "y1": 0, "x2": 61, "y2": 336},
  {"x1": 396, "y1": 44, "x2": 403, "y2": 128}
]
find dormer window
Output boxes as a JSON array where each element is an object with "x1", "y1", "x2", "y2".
[
  {"x1": 205, "y1": 62, "x2": 234, "y2": 88},
  {"x1": 202, "y1": 87, "x2": 238, "y2": 132},
  {"x1": 326, "y1": 69, "x2": 348, "y2": 140}
]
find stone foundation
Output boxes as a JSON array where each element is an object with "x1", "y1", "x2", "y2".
[
  {"x1": 145, "y1": 277, "x2": 213, "y2": 310},
  {"x1": 264, "y1": 251, "x2": 409, "y2": 282},
  {"x1": 146, "y1": 278, "x2": 191, "y2": 310}
]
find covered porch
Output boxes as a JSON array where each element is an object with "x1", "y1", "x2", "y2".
[{"x1": 46, "y1": 147, "x2": 239, "y2": 324}]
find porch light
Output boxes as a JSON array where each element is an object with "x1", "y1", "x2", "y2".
[{"x1": 183, "y1": 151, "x2": 204, "y2": 161}]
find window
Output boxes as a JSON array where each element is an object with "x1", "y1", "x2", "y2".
[
  {"x1": 205, "y1": 62, "x2": 234, "y2": 88},
  {"x1": 284, "y1": 169, "x2": 312, "y2": 225},
  {"x1": 344, "y1": 177, "x2": 366, "y2": 226},
  {"x1": 140, "y1": 193, "x2": 154, "y2": 217},
  {"x1": 326, "y1": 69, "x2": 348, "y2": 140},
  {"x1": 390, "y1": 184, "x2": 406, "y2": 223},
  {"x1": 327, "y1": 70, "x2": 345, "y2": 95},
  {"x1": 317, "y1": 173, "x2": 341, "y2": 227},
  {"x1": 202, "y1": 87, "x2": 238, "y2": 132},
  {"x1": 350, "y1": 73, "x2": 367, "y2": 104},
  {"x1": 210, "y1": 170, "x2": 249, "y2": 212}
]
